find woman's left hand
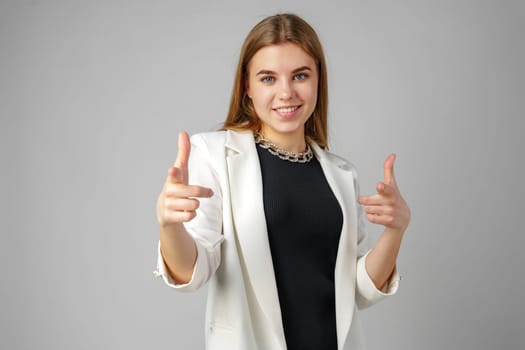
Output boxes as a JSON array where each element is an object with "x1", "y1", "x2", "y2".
[{"x1": 357, "y1": 154, "x2": 411, "y2": 233}]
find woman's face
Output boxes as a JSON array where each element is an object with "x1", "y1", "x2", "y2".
[{"x1": 246, "y1": 43, "x2": 318, "y2": 149}]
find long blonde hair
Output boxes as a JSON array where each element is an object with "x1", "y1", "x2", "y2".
[{"x1": 222, "y1": 13, "x2": 329, "y2": 148}]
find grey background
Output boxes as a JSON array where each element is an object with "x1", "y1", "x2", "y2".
[{"x1": 1, "y1": 0, "x2": 524, "y2": 349}]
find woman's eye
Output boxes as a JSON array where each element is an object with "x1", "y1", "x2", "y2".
[
  {"x1": 261, "y1": 76, "x2": 274, "y2": 83},
  {"x1": 294, "y1": 73, "x2": 307, "y2": 80}
]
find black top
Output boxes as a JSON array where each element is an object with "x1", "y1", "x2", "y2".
[{"x1": 256, "y1": 145, "x2": 343, "y2": 350}]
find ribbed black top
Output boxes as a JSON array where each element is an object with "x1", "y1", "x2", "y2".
[{"x1": 256, "y1": 145, "x2": 343, "y2": 350}]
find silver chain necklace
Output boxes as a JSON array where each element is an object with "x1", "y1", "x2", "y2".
[{"x1": 254, "y1": 133, "x2": 313, "y2": 163}]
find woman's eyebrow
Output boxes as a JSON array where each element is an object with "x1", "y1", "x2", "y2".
[
  {"x1": 292, "y1": 66, "x2": 312, "y2": 73},
  {"x1": 255, "y1": 66, "x2": 313, "y2": 76},
  {"x1": 255, "y1": 69, "x2": 275, "y2": 76}
]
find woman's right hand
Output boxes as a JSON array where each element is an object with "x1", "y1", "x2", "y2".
[{"x1": 157, "y1": 131, "x2": 214, "y2": 227}]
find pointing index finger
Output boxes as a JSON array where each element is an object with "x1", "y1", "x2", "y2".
[
  {"x1": 172, "y1": 131, "x2": 191, "y2": 184},
  {"x1": 383, "y1": 153, "x2": 397, "y2": 185},
  {"x1": 167, "y1": 166, "x2": 184, "y2": 184},
  {"x1": 174, "y1": 131, "x2": 191, "y2": 169}
]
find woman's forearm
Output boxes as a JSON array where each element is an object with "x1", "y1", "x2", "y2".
[
  {"x1": 159, "y1": 223, "x2": 197, "y2": 284},
  {"x1": 365, "y1": 227, "x2": 404, "y2": 290}
]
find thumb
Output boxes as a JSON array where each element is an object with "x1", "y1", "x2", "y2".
[{"x1": 383, "y1": 153, "x2": 397, "y2": 185}]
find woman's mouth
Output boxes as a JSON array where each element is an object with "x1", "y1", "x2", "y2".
[{"x1": 273, "y1": 105, "x2": 301, "y2": 118}]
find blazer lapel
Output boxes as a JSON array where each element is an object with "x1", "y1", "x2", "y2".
[
  {"x1": 224, "y1": 130, "x2": 286, "y2": 348},
  {"x1": 311, "y1": 143, "x2": 358, "y2": 350}
]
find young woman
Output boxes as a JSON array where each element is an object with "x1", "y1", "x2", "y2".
[{"x1": 155, "y1": 13, "x2": 410, "y2": 350}]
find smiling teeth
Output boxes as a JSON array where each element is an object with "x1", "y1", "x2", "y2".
[{"x1": 276, "y1": 106, "x2": 299, "y2": 113}]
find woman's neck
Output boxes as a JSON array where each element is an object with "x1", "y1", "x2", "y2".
[{"x1": 258, "y1": 128, "x2": 307, "y2": 153}]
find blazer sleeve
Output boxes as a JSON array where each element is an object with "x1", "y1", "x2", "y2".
[
  {"x1": 154, "y1": 133, "x2": 224, "y2": 292},
  {"x1": 353, "y1": 168, "x2": 401, "y2": 309}
]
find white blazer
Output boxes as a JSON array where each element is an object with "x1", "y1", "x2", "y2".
[{"x1": 155, "y1": 130, "x2": 399, "y2": 350}]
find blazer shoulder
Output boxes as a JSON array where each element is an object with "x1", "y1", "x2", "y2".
[
  {"x1": 315, "y1": 145, "x2": 358, "y2": 174},
  {"x1": 188, "y1": 131, "x2": 228, "y2": 156},
  {"x1": 328, "y1": 151, "x2": 357, "y2": 171},
  {"x1": 190, "y1": 129, "x2": 255, "y2": 154},
  {"x1": 190, "y1": 130, "x2": 226, "y2": 146}
]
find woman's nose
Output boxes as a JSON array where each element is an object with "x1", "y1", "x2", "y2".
[{"x1": 279, "y1": 81, "x2": 293, "y2": 100}]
